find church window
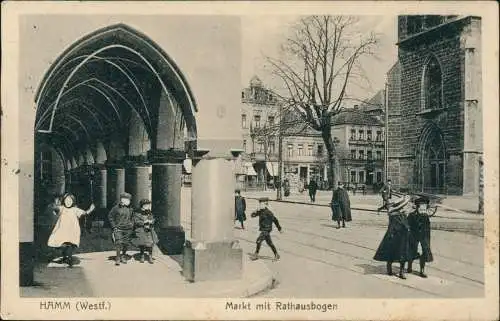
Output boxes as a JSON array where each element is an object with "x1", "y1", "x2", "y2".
[{"x1": 421, "y1": 55, "x2": 443, "y2": 111}]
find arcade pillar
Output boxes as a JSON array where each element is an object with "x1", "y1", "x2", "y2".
[
  {"x1": 148, "y1": 149, "x2": 185, "y2": 255},
  {"x1": 125, "y1": 157, "x2": 150, "y2": 209},
  {"x1": 183, "y1": 149, "x2": 243, "y2": 282},
  {"x1": 106, "y1": 161, "x2": 125, "y2": 208}
]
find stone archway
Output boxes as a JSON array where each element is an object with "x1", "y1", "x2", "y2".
[
  {"x1": 21, "y1": 24, "x2": 198, "y2": 286},
  {"x1": 416, "y1": 123, "x2": 447, "y2": 194}
]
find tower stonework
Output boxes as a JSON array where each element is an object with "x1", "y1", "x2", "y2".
[{"x1": 387, "y1": 16, "x2": 482, "y2": 195}]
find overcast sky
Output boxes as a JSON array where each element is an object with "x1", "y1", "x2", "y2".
[{"x1": 241, "y1": 15, "x2": 398, "y2": 105}]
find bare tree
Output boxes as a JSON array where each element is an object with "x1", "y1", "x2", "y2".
[{"x1": 265, "y1": 16, "x2": 379, "y2": 188}]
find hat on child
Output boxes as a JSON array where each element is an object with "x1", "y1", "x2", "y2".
[
  {"x1": 139, "y1": 199, "x2": 151, "y2": 207},
  {"x1": 258, "y1": 197, "x2": 270, "y2": 203},
  {"x1": 414, "y1": 197, "x2": 430, "y2": 206},
  {"x1": 120, "y1": 192, "x2": 132, "y2": 200}
]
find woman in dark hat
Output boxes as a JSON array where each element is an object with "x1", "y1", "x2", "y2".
[
  {"x1": 407, "y1": 197, "x2": 434, "y2": 278},
  {"x1": 373, "y1": 194, "x2": 412, "y2": 279},
  {"x1": 133, "y1": 199, "x2": 158, "y2": 264},
  {"x1": 108, "y1": 192, "x2": 134, "y2": 266},
  {"x1": 47, "y1": 193, "x2": 95, "y2": 267}
]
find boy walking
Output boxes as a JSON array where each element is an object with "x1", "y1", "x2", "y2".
[{"x1": 250, "y1": 197, "x2": 282, "y2": 261}]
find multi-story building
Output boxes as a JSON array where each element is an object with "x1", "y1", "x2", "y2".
[
  {"x1": 387, "y1": 15, "x2": 482, "y2": 195},
  {"x1": 333, "y1": 108, "x2": 385, "y2": 187},
  {"x1": 238, "y1": 76, "x2": 386, "y2": 191}
]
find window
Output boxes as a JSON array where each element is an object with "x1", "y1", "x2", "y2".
[
  {"x1": 254, "y1": 115, "x2": 261, "y2": 128},
  {"x1": 358, "y1": 130, "x2": 364, "y2": 140},
  {"x1": 307, "y1": 145, "x2": 313, "y2": 156},
  {"x1": 350, "y1": 171, "x2": 356, "y2": 183},
  {"x1": 269, "y1": 141, "x2": 275, "y2": 154},
  {"x1": 350, "y1": 129, "x2": 356, "y2": 140},
  {"x1": 351, "y1": 150, "x2": 356, "y2": 159},
  {"x1": 40, "y1": 151, "x2": 53, "y2": 183},
  {"x1": 367, "y1": 150, "x2": 373, "y2": 160},
  {"x1": 287, "y1": 144, "x2": 293, "y2": 157},
  {"x1": 241, "y1": 114, "x2": 247, "y2": 128},
  {"x1": 243, "y1": 140, "x2": 247, "y2": 152},
  {"x1": 359, "y1": 171, "x2": 365, "y2": 184},
  {"x1": 317, "y1": 145, "x2": 323, "y2": 156},
  {"x1": 376, "y1": 131, "x2": 382, "y2": 141},
  {"x1": 241, "y1": 91, "x2": 245, "y2": 99},
  {"x1": 424, "y1": 15, "x2": 444, "y2": 29},
  {"x1": 359, "y1": 150, "x2": 365, "y2": 160},
  {"x1": 268, "y1": 116, "x2": 275, "y2": 125},
  {"x1": 367, "y1": 130, "x2": 372, "y2": 141},
  {"x1": 422, "y1": 55, "x2": 443, "y2": 110},
  {"x1": 297, "y1": 144, "x2": 304, "y2": 156},
  {"x1": 376, "y1": 151, "x2": 382, "y2": 160},
  {"x1": 407, "y1": 15, "x2": 424, "y2": 34},
  {"x1": 258, "y1": 141, "x2": 264, "y2": 153}
]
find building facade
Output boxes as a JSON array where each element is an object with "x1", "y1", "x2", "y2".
[
  {"x1": 387, "y1": 15, "x2": 482, "y2": 195},
  {"x1": 333, "y1": 109, "x2": 385, "y2": 187},
  {"x1": 239, "y1": 76, "x2": 327, "y2": 190}
]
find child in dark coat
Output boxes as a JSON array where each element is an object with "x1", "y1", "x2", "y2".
[
  {"x1": 250, "y1": 197, "x2": 282, "y2": 261},
  {"x1": 133, "y1": 199, "x2": 158, "y2": 264},
  {"x1": 407, "y1": 197, "x2": 434, "y2": 278},
  {"x1": 108, "y1": 192, "x2": 134, "y2": 266}
]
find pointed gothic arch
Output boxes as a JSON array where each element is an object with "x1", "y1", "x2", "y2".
[
  {"x1": 415, "y1": 122, "x2": 447, "y2": 193},
  {"x1": 420, "y1": 54, "x2": 444, "y2": 111}
]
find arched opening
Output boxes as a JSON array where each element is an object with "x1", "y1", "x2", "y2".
[
  {"x1": 420, "y1": 55, "x2": 443, "y2": 111},
  {"x1": 30, "y1": 24, "x2": 198, "y2": 276},
  {"x1": 416, "y1": 124, "x2": 447, "y2": 194}
]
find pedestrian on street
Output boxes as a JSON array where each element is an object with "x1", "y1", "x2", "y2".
[
  {"x1": 108, "y1": 192, "x2": 134, "y2": 266},
  {"x1": 407, "y1": 197, "x2": 434, "y2": 278},
  {"x1": 373, "y1": 194, "x2": 412, "y2": 279},
  {"x1": 250, "y1": 197, "x2": 282, "y2": 261},
  {"x1": 308, "y1": 178, "x2": 318, "y2": 202},
  {"x1": 47, "y1": 193, "x2": 95, "y2": 268},
  {"x1": 330, "y1": 181, "x2": 352, "y2": 229},
  {"x1": 283, "y1": 179, "x2": 290, "y2": 197},
  {"x1": 133, "y1": 199, "x2": 158, "y2": 264},
  {"x1": 234, "y1": 189, "x2": 247, "y2": 229},
  {"x1": 40, "y1": 193, "x2": 62, "y2": 261},
  {"x1": 377, "y1": 179, "x2": 393, "y2": 214}
]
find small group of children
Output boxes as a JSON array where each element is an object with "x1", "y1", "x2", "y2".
[
  {"x1": 108, "y1": 193, "x2": 157, "y2": 266},
  {"x1": 47, "y1": 192, "x2": 157, "y2": 268}
]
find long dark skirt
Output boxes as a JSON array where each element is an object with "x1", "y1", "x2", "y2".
[
  {"x1": 408, "y1": 213, "x2": 434, "y2": 262},
  {"x1": 374, "y1": 214, "x2": 412, "y2": 262},
  {"x1": 331, "y1": 204, "x2": 352, "y2": 222}
]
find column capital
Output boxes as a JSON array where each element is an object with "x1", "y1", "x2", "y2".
[
  {"x1": 148, "y1": 149, "x2": 186, "y2": 164},
  {"x1": 105, "y1": 159, "x2": 126, "y2": 169},
  {"x1": 123, "y1": 155, "x2": 150, "y2": 167},
  {"x1": 92, "y1": 163, "x2": 107, "y2": 170}
]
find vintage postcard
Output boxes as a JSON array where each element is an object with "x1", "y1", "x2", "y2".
[{"x1": 1, "y1": 1, "x2": 498, "y2": 320}]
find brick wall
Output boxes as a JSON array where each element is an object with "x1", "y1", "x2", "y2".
[{"x1": 387, "y1": 17, "x2": 481, "y2": 195}]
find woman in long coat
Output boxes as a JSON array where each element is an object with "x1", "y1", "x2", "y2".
[
  {"x1": 234, "y1": 189, "x2": 247, "y2": 229},
  {"x1": 373, "y1": 194, "x2": 412, "y2": 279},
  {"x1": 331, "y1": 182, "x2": 352, "y2": 228},
  {"x1": 48, "y1": 193, "x2": 95, "y2": 267}
]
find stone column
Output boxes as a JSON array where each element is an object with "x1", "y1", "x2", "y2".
[
  {"x1": 125, "y1": 157, "x2": 151, "y2": 209},
  {"x1": 183, "y1": 149, "x2": 243, "y2": 282},
  {"x1": 106, "y1": 161, "x2": 125, "y2": 208},
  {"x1": 148, "y1": 149, "x2": 185, "y2": 255},
  {"x1": 93, "y1": 164, "x2": 107, "y2": 208}
]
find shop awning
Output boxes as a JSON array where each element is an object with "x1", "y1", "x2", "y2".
[
  {"x1": 266, "y1": 162, "x2": 279, "y2": 176},
  {"x1": 245, "y1": 162, "x2": 257, "y2": 176},
  {"x1": 183, "y1": 159, "x2": 192, "y2": 174}
]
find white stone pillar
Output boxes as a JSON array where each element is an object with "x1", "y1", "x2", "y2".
[{"x1": 183, "y1": 149, "x2": 242, "y2": 282}]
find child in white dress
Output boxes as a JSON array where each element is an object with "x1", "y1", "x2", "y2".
[{"x1": 47, "y1": 193, "x2": 95, "y2": 267}]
